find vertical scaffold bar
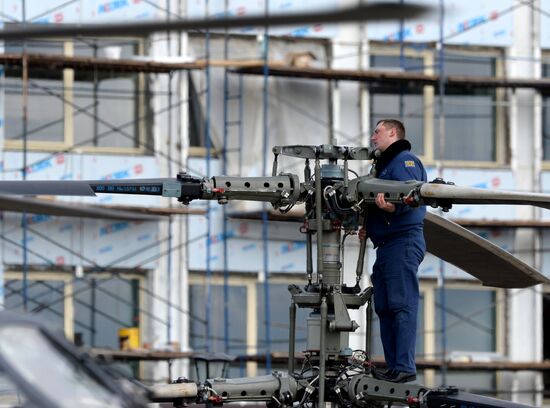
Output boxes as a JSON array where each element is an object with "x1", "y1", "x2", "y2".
[
  {"x1": 204, "y1": 0, "x2": 213, "y2": 353},
  {"x1": 21, "y1": 0, "x2": 29, "y2": 312},
  {"x1": 222, "y1": 0, "x2": 230, "y2": 354},
  {"x1": 166, "y1": 70, "x2": 173, "y2": 346},
  {"x1": 261, "y1": 0, "x2": 272, "y2": 372},
  {"x1": 438, "y1": 0, "x2": 448, "y2": 386}
]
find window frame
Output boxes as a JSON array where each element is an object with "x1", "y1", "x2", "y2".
[
  {"x1": 419, "y1": 279, "x2": 504, "y2": 388},
  {"x1": 4, "y1": 270, "x2": 147, "y2": 349},
  {"x1": 369, "y1": 42, "x2": 507, "y2": 168},
  {"x1": 189, "y1": 272, "x2": 260, "y2": 377},
  {"x1": 3, "y1": 38, "x2": 150, "y2": 155},
  {"x1": 189, "y1": 272, "x2": 316, "y2": 377},
  {"x1": 5, "y1": 270, "x2": 74, "y2": 340},
  {"x1": 189, "y1": 274, "x2": 504, "y2": 389}
]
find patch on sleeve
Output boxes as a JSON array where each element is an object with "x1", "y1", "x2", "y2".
[{"x1": 404, "y1": 160, "x2": 415, "y2": 167}]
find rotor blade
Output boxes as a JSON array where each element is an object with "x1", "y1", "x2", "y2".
[
  {"x1": 0, "y1": 180, "x2": 95, "y2": 196},
  {"x1": 424, "y1": 212, "x2": 550, "y2": 288},
  {"x1": 0, "y1": 194, "x2": 162, "y2": 221},
  {"x1": 0, "y1": 3, "x2": 430, "y2": 40},
  {"x1": 0, "y1": 178, "x2": 175, "y2": 196},
  {"x1": 352, "y1": 177, "x2": 550, "y2": 210},
  {"x1": 420, "y1": 183, "x2": 550, "y2": 210}
]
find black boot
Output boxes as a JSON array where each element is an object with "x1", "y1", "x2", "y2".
[{"x1": 383, "y1": 370, "x2": 416, "y2": 383}]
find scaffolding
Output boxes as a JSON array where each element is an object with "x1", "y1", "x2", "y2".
[{"x1": 1, "y1": 0, "x2": 550, "y2": 402}]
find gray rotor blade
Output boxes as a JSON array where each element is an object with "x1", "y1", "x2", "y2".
[
  {"x1": 0, "y1": 180, "x2": 96, "y2": 196},
  {"x1": 420, "y1": 183, "x2": 550, "y2": 210},
  {"x1": 0, "y1": 194, "x2": 161, "y2": 221},
  {"x1": 0, "y1": 178, "x2": 175, "y2": 196},
  {"x1": 0, "y1": 3, "x2": 430, "y2": 40},
  {"x1": 351, "y1": 177, "x2": 550, "y2": 210},
  {"x1": 424, "y1": 212, "x2": 549, "y2": 288}
]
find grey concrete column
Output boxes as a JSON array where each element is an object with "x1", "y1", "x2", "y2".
[
  {"x1": 329, "y1": 0, "x2": 369, "y2": 352},
  {"x1": 505, "y1": 1, "x2": 543, "y2": 405},
  {"x1": 146, "y1": 0, "x2": 191, "y2": 382}
]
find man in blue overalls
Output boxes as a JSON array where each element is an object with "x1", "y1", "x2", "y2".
[{"x1": 367, "y1": 119, "x2": 427, "y2": 383}]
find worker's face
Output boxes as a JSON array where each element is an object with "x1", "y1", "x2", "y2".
[{"x1": 371, "y1": 122, "x2": 397, "y2": 153}]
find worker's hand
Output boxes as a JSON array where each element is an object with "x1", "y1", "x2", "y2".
[
  {"x1": 375, "y1": 193, "x2": 396, "y2": 213},
  {"x1": 358, "y1": 228, "x2": 367, "y2": 241}
]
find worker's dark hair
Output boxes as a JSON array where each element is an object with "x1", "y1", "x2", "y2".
[{"x1": 376, "y1": 119, "x2": 406, "y2": 139}]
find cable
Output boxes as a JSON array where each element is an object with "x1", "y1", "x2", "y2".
[
  {"x1": 267, "y1": 90, "x2": 356, "y2": 143},
  {"x1": 7, "y1": 101, "x2": 97, "y2": 141},
  {"x1": 348, "y1": 168, "x2": 359, "y2": 178},
  {"x1": 1, "y1": 228, "x2": 209, "y2": 325},
  {"x1": 22, "y1": 226, "x2": 172, "y2": 326},
  {"x1": 30, "y1": 78, "x2": 180, "y2": 166},
  {"x1": 29, "y1": 280, "x2": 131, "y2": 328},
  {"x1": 3, "y1": 84, "x2": 206, "y2": 177},
  {"x1": 3, "y1": 281, "x2": 96, "y2": 332},
  {"x1": 27, "y1": 0, "x2": 79, "y2": 22},
  {"x1": 0, "y1": 11, "x2": 21, "y2": 22},
  {"x1": 139, "y1": 0, "x2": 205, "y2": 35},
  {"x1": 2, "y1": 81, "x2": 175, "y2": 98}
]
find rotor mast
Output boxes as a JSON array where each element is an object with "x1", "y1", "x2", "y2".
[{"x1": 273, "y1": 145, "x2": 372, "y2": 406}]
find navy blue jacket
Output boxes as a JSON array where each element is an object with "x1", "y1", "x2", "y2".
[{"x1": 367, "y1": 143, "x2": 427, "y2": 247}]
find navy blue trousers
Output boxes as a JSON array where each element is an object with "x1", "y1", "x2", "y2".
[{"x1": 371, "y1": 231, "x2": 425, "y2": 373}]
